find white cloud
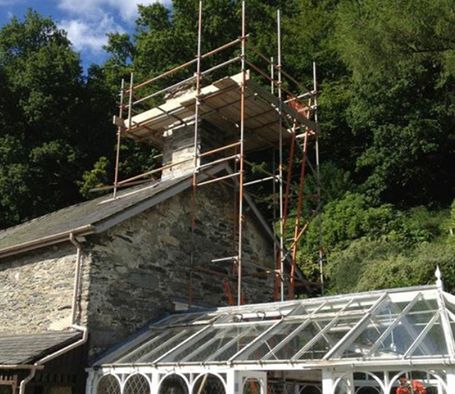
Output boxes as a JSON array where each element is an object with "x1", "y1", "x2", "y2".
[
  {"x1": 57, "y1": 0, "x2": 171, "y2": 23},
  {"x1": 56, "y1": 0, "x2": 172, "y2": 62},
  {"x1": 59, "y1": 14, "x2": 124, "y2": 53}
]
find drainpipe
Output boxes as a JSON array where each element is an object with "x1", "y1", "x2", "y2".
[
  {"x1": 18, "y1": 368, "x2": 37, "y2": 394},
  {"x1": 69, "y1": 233, "x2": 84, "y2": 325},
  {"x1": 18, "y1": 325, "x2": 88, "y2": 394}
]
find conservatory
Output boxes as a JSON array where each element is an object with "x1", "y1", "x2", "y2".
[{"x1": 88, "y1": 275, "x2": 455, "y2": 394}]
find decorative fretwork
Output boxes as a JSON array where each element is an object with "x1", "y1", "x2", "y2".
[
  {"x1": 97, "y1": 375, "x2": 121, "y2": 394},
  {"x1": 192, "y1": 374, "x2": 225, "y2": 394},
  {"x1": 124, "y1": 374, "x2": 150, "y2": 394}
]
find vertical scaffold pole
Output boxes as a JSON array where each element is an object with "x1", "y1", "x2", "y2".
[
  {"x1": 270, "y1": 56, "x2": 274, "y2": 94},
  {"x1": 289, "y1": 130, "x2": 309, "y2": 299},
  {"x1": 237, "y1": 0, "x2": 246, "y2": 306},
  {"x1": 127, "y1": 72, "x2": 134, "y2": 130},
  {"x1": 189, "y1": 0, "x2": 203, "y2": 307},
  {"x1": 313, "y1": 61, "x2": 324, "y2": 295},
  {"x1": 193, "y1": 0, "x2": 203, "y2": 169},
  {"x1": 113, "y1": 78, "x2": 125, "y2": 199},
  {"x1": 277, "y1": 9, "x2": 285, "y2": 302}
]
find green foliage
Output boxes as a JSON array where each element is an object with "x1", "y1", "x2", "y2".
[
  {"x1": 335, "y1": 0, "x2": 455, "y2": 78},
  {"x1": 302, "y1": 192, "x2": 396, "y2": 254},
  {"x1": 316, "y1": 201, "x2": 453, "y2": 293},
  {"x1": 355, "y1": 241, "x2": 455, "y2": 294},
  {"x1": 78, "y1": 157, "x2": 110, "y2": 199},
  {"x1": 326, "y1": 239, "x2": 404, "y2": 293},
  {"x1": 334, "y1": 0, "x2": 455, "y2": 205},
  {"x1": 0, "y1": 11, "x2": 114, "y2": 227}
]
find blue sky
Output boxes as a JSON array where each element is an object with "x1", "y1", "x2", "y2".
[{"x1": 0, "y1": 0, "x2": 171, "y2": 69}]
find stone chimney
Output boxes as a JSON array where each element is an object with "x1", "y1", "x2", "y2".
[
  {"x1": 161, "y1": 121, "x2": 198, "y2": 180},
  {"x1": 161, "y1": 119, "x2": 223, "y2": 180}
]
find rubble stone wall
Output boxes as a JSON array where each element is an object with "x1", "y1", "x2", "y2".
[
  {"x1": 0, "y1": 244, "x2": 78, "y2": 334},
  {"x1": 85, "y1": 184, "x2": 274, "y2": 355}
]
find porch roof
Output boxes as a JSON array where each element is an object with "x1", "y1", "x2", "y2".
[
  {"x1": 0, "y1": 331, "x2": 81, "y2": 366},
  {"x1": 93, "y1": 283, "x2": 455, "y2": 370}
]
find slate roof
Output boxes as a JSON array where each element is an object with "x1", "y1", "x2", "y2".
[
  {"x1": 0, "y1": 331, "x2": 81, "y2": 365},
  {"x1": 0, "y1": 176, "x2": 184, "y2": 251},
  {"x1": 0, "y1": 162, "x2": 299, "y2": 280}
]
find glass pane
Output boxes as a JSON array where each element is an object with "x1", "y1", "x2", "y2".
[
  {"x1": 367, "y1": 299, "x2": 438, "y2": 358},
  {"x1": 269, "y1": 319, "x2": 332, "y2": 360},
  {"x1": 341, "y1": 300, "x2": 397, "y2": 359},
  {"x1": 298, "y1": 337, "x2": 331, "y2": 360},
  {"x1": 208, "y1": 323, "x2": 274, "y2": 361},
  {"x1": 124, "y1": 374, "x2": 150, "y2": 394},
  {"x1": 334, "y1": 378, "x2": 350, "y2": 394},
  {"x1": 243, "y1": 379, "x2": 261, "y2": 394},
  {"x1": 226, "y1": 320, "x2": 307, "y2": 361},
  {"x1": 192, "y1": 374, "x2": 225, "y2": 394},
  {"x1": 296, "y1": 316, "x2": 361, "y2": 360},
  {"x1": 133, "y1": 326, "x2": 204, "y2": 363},
  {"x1": 118, "y1": 328, "x2": 184, "y2": 362},
  {"x1": 161, "y1": 324, "x2": 274, "y2": 363},
  {"x1": 97, "y1": 375, "x2": 120, "y2": 394},
  {"x1": 412, "y1": 316, "x2": 448, "y2": 357}
]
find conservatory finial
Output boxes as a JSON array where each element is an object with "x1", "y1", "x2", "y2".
[{"x1": 435, "y1": 265, "x2": 443, "y2": 290}]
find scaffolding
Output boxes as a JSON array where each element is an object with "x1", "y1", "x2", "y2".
[{"x1": 111, "y1": 1, "x2": 321, "y2": 305}]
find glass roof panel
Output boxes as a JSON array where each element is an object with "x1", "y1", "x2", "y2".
[
  {"x1": 412, "y1": 315, "x2": 448, "y2": 357},
  {"x1": 183, "y1": 325, "x2": 259, "y2": 362},
  {"x1": 159, "y1": 325, "x2": 229, "y2": 362},
  {"x1": 117, "y1": 327, "x2": 186, "y2": 363},
  {"x1": 95, "y1": 287, "x2": 453, "y2": 368},
  {"x1": 294, "y1": 315, "x2": 361, "y2": 360},
  {"x1": 266, "y1": 319, "x2": 333, "y2": 360},
  {"x1": 236, "y1": 320, "x2": 303, "y2": 361},
  {"x1": 297, "y1": 337, "x2": 331, "y2": 360},
  {"x1": 366, "y1": 299, "x2": 438, "y2": 359},
  {"x1": 339, "y1": 298, "x2": 398, "y2": 359},
  {"x1": 133, "y1": 326, "x2": 205, "y2": 363},
  {"x1": 209, "y1": 323, "x2": 275, "y2": 361}
]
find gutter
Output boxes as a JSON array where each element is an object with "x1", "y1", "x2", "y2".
[
  {"x1": 0, "y1": 225, "x2": 95, "y2": 259},
  {"x1": 0, "y1": 365, "x2": 44, "y2": 370},
  {"x1": 18, "y1": 325, "x2": 88, "y2": 394}
]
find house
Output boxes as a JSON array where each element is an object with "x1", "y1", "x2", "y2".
[
  {"x1": 0, "y1": 16, "x2": 315, "y2": 391},
  {"x1": 0, "y1": 118, "x2": 302, "y2": 393}
]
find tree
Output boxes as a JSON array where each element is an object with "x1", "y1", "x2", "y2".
[
  {"x1": 335, "y1": 0, "x2": 455, "y2": 206},
  {"x1": 0, "y1": 11, "x2": 113, "y2": 228}
]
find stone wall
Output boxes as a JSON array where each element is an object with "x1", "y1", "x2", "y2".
[
  {"x1": 162, "y1": 122, "x2": 197, "y2": 180},
  {"x1": 84, "y1": 183, "x2": 274, "y2": 355},
  {"x1": 161, "y1": 120, "x2": 226, "y2": 180},
  {"x1": 0, "y1": 183, "x2": 275, "y2": 357},
  {"x1": 0, "y1": 244, "x2": 77, "y2": 334}
]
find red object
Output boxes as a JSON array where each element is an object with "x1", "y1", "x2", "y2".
[
  {"x1": 287, "y1": 95, "x2": 310, "y2": 118},
  {"x1": 396, "y1": 380, "x2": 427, "y2": 394}
]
